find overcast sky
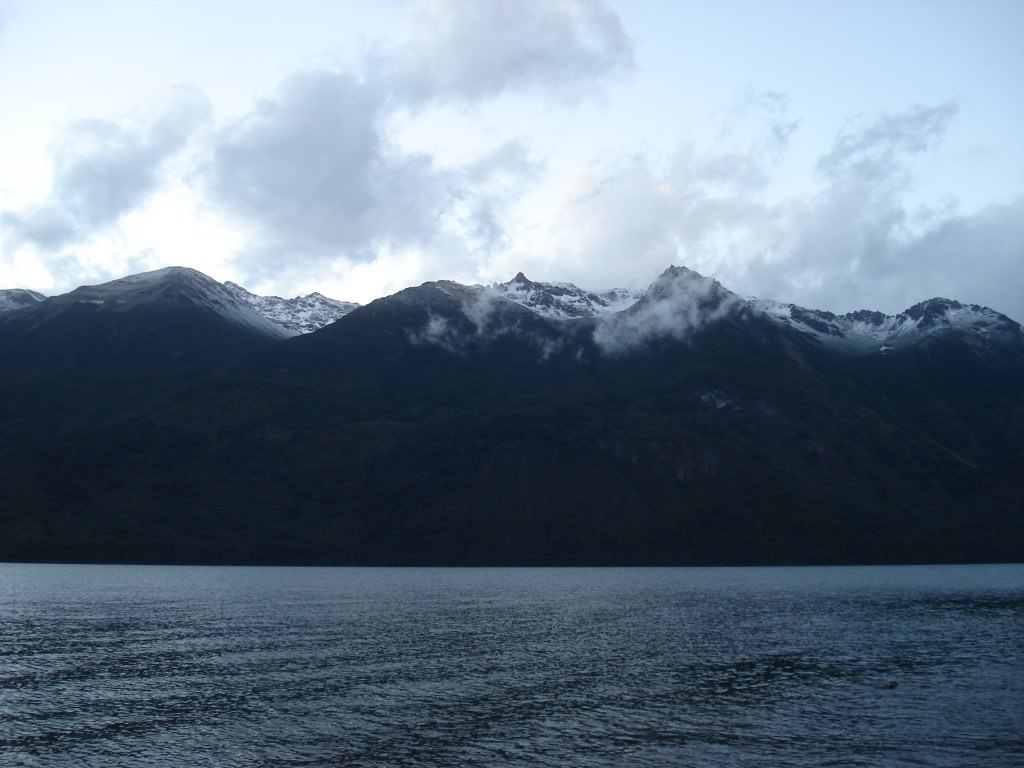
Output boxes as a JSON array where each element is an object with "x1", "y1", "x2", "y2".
[{"x1": 1, "y1": 0, "x2": 1022, "y2": 319}]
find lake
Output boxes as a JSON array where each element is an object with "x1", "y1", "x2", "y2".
[{"x1": 1, "y1": 564, "x2": 1021, "y2": 766}]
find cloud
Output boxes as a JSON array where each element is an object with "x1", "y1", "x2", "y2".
[
  {"x1": 593, "y1": 267, "x2": 741, "y2": 354},
  {"x1": 518, "y1": 100, "x2": 1024, "y2": 321},
  {"x1": 446, "y1": 141, "x2": 541, "y2": 255},
  {"x1": 516, "y1": 147, "x2": 780, "y2": 292},
  {"x1": 816, "y1": 102, "x2": 958, "y2": 183},
  {"x1": 1, "y1": 206, "x2": 77, "y2": 252},
  {"x1": 205, "y1": 0, "x2": 606, "y2": 288},
  {"x1": 2, "y1": 86, "x2": 210, "y2": 251},
  {"x1": 414, "y1": 266, "x2": 749, "y2": 359},
  {"x1": 207, "y1": 71, "x2": 425, "y2": 269},
  {"x1": 871, "y1": 195, "x2": 1024, "y2": 319},
  {"x1": 4, "y1": 0, "x2": 629, "y2": 295},
  {"x1": 387, "y1": 0, "x2": 633, "y2": 103},
  {"x1": 408, "y1": 312, "x2": 462, "y2": 352},
  {"x1": 734, "y1": 102, "x2": 1024, "y2": 321},
  {"x1": 206, "y1": 74, "x2": 540, "y2": 285},
  {"x1": 726, "y1": 89, "x2": 800, "y2": 160},
  {"x1": 505, "y1": 89, "x2": 800, "y2": 292},
  {"x1": 756, "y1": 92, "x2": 800, "y2": 153},
  {"x1": 739, "y1": 101, "x2": 978, "y2": 314},
  {"x1": 741, "y1": 191, "x2": 1024, "y2": 322},
  {"x1": 221, "y1": 0, "x2": 625, "y2": 284}
]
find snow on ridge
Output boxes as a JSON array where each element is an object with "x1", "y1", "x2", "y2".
[
  {"x1": 113, "y1": 266, "x2": 199, "y2": 284},
  {"x1": 490, "y1": 273, "x2": 643, "y2": 319},
  {"x1": 43, "y1": 268, "x2": 292, "y2": 338},
  {"x1": 750, "y1": 296, "x2": 1021, "y2": 353},
  {"x1": 406, "y1": 274, "x2": 642, "y2": 322},
  {"x1": 67, "y1": 266, "x2": 219, "y2": 302},
  {"x1": 0, "y1": 288, "x2": 46, "y2": 313},
  {"x1": 12, "y1": 264, "x2": 1017, "y2": 352},
  {"x1": 20, "y1": 267, "x2": 358, "y2": 336},
  {"x1": 223, "y1": 282, "x2": 358, "y2": 335}
]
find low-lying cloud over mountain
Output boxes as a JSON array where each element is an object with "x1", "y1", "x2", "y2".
[{"x1": 592, "y1": 267, "x2": 742, "y2": 355}]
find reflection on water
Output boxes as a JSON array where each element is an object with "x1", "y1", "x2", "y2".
[{"x1": 1, "y1": 565, "x2": 1022, "y2": 766}]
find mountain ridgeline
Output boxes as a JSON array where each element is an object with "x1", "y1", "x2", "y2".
[{"x1": 1, "y1": 266, "x2": 1022, "y2": 565}]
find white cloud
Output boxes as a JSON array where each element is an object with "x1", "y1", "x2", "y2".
[
  {"x1": 593, "y1": 267, "x2": 740, "y2": 354},
  {"x1": 817, "y1": 102, "x2": 959, "y2": 183},
  {"x1": 3, "y1": 2, "x2": 1020, "y2": 327},
  {"x1": 1, "y1": 85, "x2": 210, "y2": 251},
  {"x1": 385, "y1": 0, "x2": 632, "y2": 103},
  {"x1": 740, "y1": 101, "x2": 1001, "y2": 315},
  {"x1": 2, "y1": 0, "x2": 631, "y2": 296},
  {"x1": 204, "y1": 1, "x2": 622, "y2": 289},
  {"x1": 207, "y1": 72, "x2": 432, "y2": 267},
  {"x1": 505, "y1": 100, "x2": 1024, "y2": 322}
]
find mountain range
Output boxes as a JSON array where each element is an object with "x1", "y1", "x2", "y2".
[{"x1": 1, "y1": 265, "x2": 1022, "y2": 565}]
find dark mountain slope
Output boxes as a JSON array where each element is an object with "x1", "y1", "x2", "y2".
[
  {"x1": 2, "y1": 266, "x2": 1021, "y2": 566},
  {"x1": 0, "y1": 267, "x2": 287, "y2": 433},
  {"x1": 0, "y1": 268, "x2": 1019, "y2": 569}
]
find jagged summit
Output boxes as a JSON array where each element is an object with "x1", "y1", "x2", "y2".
[
  {"x1": 634, "y1": 266, "x2": 737, "y2": 310},
  {"x1": 492, "y1": 272, "x2": 642, "y2": 319},
  {"x1": 397, "y1": 265, "x2": 1024, "y2": 356},
  {"x1": 907, "y1": 297, "x2": 962, "y2": 322},
  {"x1": 222, "y1": 281, "x2": 357, "y2": 335},
  {"x1": 378, "y1": 272, "x2": 642, "y2": 321},
  {"x1": 752, "y1": 293, "x2": 1021, "y2": 354},
  {"x1": 902, "y1": 297, "x2": 1017, "y2": 333},
  {"x1": 3, "y1": 264, "x2": 1019, "y2": 355}
]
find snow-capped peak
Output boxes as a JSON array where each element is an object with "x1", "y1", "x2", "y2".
[
  {"x1": 634, "y1": 266, "x2": 738, "y2": 311},
  {"x1": 222, "y1": 282, "x2": 358, "y2": 335},
  {"x1": 5, "y1": 267, "x2": 359, "y2": 336},
  {"x1": 491, "y1": 272, "x2": 642, "y2": 319},
  {"x1": 751, "y1": 295, "x2": 1022, "y2": 353},
  {"x1": 48, "y1": 267, "x2": 294, "y2": 338},
  {"x1": 0, "y1": 288, "x2": 46, "y2": 313}
]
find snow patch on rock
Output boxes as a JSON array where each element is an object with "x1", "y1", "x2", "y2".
[
  {"x1": 52, "y1": 267, "x2": 294, "y2": 338},
  {"x1": 492, "y1": 272, "x2": 642, "y2": 319},
  {"x1": 0, "y1": 288, "x2": 46, "y2": 313},
  {"x1": 751, "y1": 295, "x2": 1022, "y2": 354},
  {"x1": 223, "y1": 282, "x2": 358, "y2": 335}
]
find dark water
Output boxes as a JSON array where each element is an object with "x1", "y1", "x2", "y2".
[{"x1": 0, "y1": 565, "x2": 1021, "y2": 767}]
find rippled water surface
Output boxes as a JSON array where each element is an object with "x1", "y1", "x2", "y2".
[{"x1": 1, "y1": 564, "x2": 1022, "y2": 767}]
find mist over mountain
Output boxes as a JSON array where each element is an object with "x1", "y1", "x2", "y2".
[{"x1": 1, "y1": 265, "x2": 1021, "y2": 565}]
